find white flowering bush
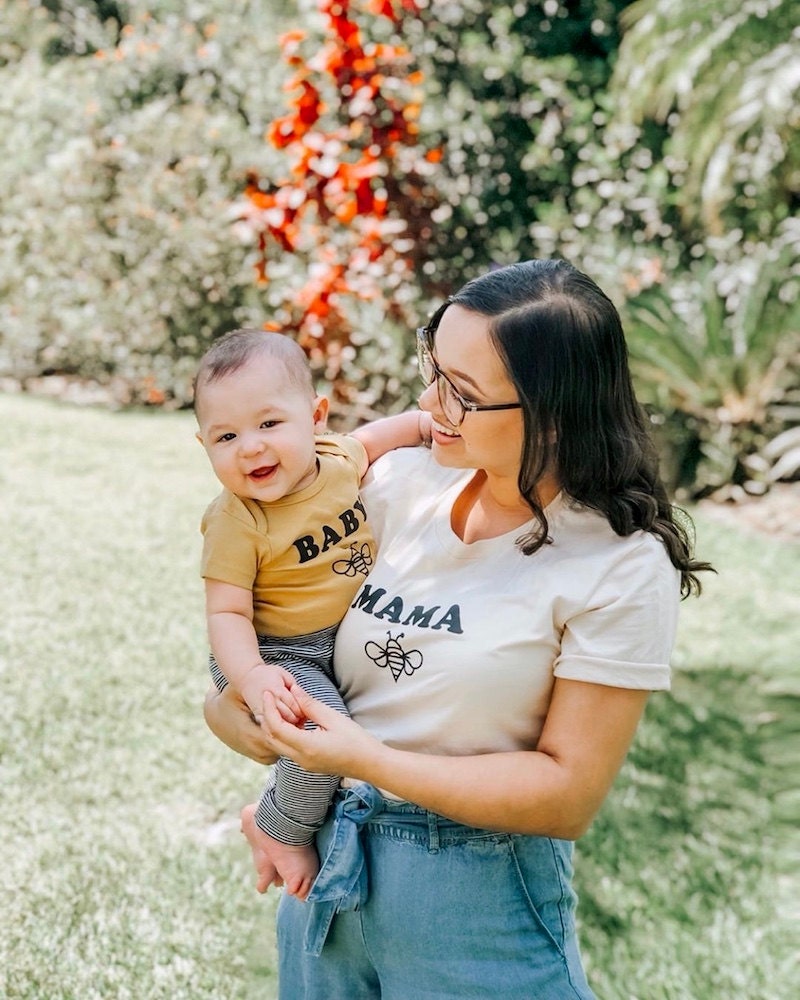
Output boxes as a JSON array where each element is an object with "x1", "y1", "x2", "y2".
[{"x1": 0, "y1": 2, "x2": 288, "y2": 405}]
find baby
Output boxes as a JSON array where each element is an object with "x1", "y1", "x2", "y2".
[{"x1": 194, "y1": 328, "x2": 429, "y2": 898}]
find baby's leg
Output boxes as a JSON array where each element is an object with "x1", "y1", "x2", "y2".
[{"x1": 247, "y1": 628, "x2": 349, "y2": 894}]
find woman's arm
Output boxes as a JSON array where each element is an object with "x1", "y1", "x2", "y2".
[
  {"x1": 258, "y1": 677, "x2": 649, "y2": 839},
  {"x1": 203, "y1": 685, "x2": 278, "y2": 766},
  {"x1": 350, "y1": 410, "x2": 432, "y2": 473}
]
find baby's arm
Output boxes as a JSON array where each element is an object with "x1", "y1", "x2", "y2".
[
  {"x1": 350, "y1": 410, "x2": 432, "y2": 475},
  {"x1": 205, "y1": 579, "x2": 300, "y2": 723}
]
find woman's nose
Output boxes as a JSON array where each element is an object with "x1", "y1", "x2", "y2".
[{"x1": 418, "y1": 382, "x2": 437, "y2": 412}]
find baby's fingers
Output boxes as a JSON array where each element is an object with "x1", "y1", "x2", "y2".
[{"x1": 264, "y1": 689, "x2": 303, "y2": 726}]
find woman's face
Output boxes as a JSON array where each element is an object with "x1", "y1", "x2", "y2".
[{"x1": 419, "y1": 304, "x2": 526, "y2": 483}]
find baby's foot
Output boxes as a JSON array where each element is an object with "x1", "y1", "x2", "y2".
[
  {"x1": 261, "y1": 837, "x2": 320, "y2": 901},
  {"x1": 240, "y1": 805, "x2": 320, "y2": 900},
  {"x1": 240, "y1": 803, "x2": 280, "y2": 894}
]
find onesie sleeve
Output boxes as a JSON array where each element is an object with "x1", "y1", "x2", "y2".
[
  {"x1": 335, "y1": 433, "x2": 368, "y2": 478},
  {"x1": 200, "y1": 494, "x2": 265, "y2": 591},
  {"x1": 553, "y1": 535, "x2": 679, "y2": 691},
  {"x1": 316, "y1": 433, "x2": 368, "y2": 480}
]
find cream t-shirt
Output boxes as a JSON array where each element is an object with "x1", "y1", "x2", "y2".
[{"x1": 333, "y1": 447, "x2": 679, "y2": 757}]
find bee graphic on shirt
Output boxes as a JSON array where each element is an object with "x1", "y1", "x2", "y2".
[
  {"x1": 332, "y1": 542, "x2": 373, "y2": 578},
  {"x1": 365, "y1": 631, "x2": 423, "y2": 682}
]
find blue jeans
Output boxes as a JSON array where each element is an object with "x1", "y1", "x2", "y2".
[{"x1": 276, "y1": 782, "x2": 596, "y2": 999}]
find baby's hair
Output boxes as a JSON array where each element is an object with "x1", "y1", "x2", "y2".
[{"x1": 193, "y1": 328, "x2": 314, "y2": 410}]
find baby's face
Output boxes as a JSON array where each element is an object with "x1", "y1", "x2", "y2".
[{"x1": 195, "y1": 355, "x2": 328, "y2": 502}]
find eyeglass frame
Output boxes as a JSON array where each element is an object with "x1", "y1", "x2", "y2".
[{"x1": 416, "y1": 325, "x2": 522, "y2": 427}]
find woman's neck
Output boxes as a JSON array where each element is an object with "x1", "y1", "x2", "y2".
[{"x1": 450, "y1": 469, "x2": 560, "y2": 544}]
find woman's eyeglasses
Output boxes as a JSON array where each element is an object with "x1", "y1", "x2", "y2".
[{"x1": 416, "y1": 326, "x2": 522, "y2": 428}]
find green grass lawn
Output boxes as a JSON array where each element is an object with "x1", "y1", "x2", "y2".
[{"x1": 1, "y1": 393, "x2": 797, "y2": 999}]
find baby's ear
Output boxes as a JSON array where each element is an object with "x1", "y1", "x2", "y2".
[{"x1": 312, "y1": 395, "x2": 329, "y2": 431}]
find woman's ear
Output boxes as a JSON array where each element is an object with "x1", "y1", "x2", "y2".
[{"x1": 312, "y1": 395, "x2": 330, "y2": 431}]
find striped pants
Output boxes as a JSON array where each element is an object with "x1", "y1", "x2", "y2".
[{"x1": 209, "y1": 624, "x2": 348, "y2": 845}]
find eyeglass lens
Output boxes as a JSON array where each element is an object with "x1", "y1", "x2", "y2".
[{"x1": 418, "y1": 336, "x2": 464, "y2": 426}]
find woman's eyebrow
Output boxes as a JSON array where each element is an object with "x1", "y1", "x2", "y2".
[{"x1": 442, "y1": 364, "x2": 484, "y2": 394}]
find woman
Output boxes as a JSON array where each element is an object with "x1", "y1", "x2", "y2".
[{"x1": 205, "y1": 259, "x2": 711, "y2": 999}]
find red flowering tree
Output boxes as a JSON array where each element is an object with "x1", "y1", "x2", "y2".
[{"x1": 234, "y1": 0, "x2": 443, "y2": 404}]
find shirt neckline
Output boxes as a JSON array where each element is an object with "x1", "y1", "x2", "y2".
[{"x1": 432, "y1": 470, "x2": 563, "y2": 558}]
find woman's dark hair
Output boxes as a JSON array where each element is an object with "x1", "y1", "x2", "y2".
[{"x1": 426, "y1": 259, "x2": 713, "y2": 596}]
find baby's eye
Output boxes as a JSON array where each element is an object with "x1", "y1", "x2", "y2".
[
  {"x1": 260, "y1": 420, "x2": 279, "y2": 429},
  {"x1": 217, "y1": 432, "x2": 236, "y2": 443}
]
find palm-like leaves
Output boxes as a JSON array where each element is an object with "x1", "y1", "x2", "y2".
[
  {"x1": 625, "y1": 220, "x2": 800, "y2": 493},
  {"x1": 611, "y1": 0, "x2": 800, "y2": 231}
]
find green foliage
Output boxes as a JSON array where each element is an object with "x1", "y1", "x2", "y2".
[
  {"x1": 1, "y1": 0, "x2": 797, "y2": 502},
  {"x1": 599, "y1": 0, "x2": 800, "y2": 498},
  {"x1": 611, "y1": 0, "x2": 800, "y2": 237},
  {"x1": 625, "y1": 219, "x2": 800, "y2": 495},
  {"x1": 403, "y1": 0, "x2": 635, "y2": 291},
  {"x1": 0, "y1": 1, "x2": 290, "y2": 405}
]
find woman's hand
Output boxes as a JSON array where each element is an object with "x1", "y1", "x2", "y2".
[
  {"x1": 203, "y1": 684, "x2": 278, "y2": 765},
  {"x1": 260, "y1": 682, "x2": 384, "y2": 778}
]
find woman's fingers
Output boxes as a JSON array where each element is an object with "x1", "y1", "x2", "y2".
[
  {"x1": 287, "y1": 683, "x2": 343, "y2": 728},
  {"x1": 259, "y1": 694, "x2": 307, "y2": 752},
  {"x1": 258, "y1": 689, "x2": 348, "y2": 771},
  {"x1": 203, "y1": 685, "x2": 277, "y2": 764},
  {"x1": 269, "y1": 690, "x2": 302, "y2": 725},
  {"x1": 260, "y1": 683, "x2": 381, "y2": 778}
]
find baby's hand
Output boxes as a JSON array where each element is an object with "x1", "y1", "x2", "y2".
[
  {"x1": 260, "y1": 667, "x2": 303, "y2": 726},
  {"x1": 241, "y1": 663, "x2": 301, "y2": 725}
]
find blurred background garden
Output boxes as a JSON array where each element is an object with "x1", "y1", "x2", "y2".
[{"x1": 1, "y1": 0, "x2": 798, "y2": 997}]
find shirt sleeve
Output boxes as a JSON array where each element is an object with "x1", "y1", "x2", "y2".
[
  {"x1": 337, "y1": 433, "x2": 368, "y2": 477},
  {"x1": 553, "y1": 535, "x2": 680, "y2": 691},
  {"x1": 200, "y1": 496, "x2": 264, "y2": 590},
  {"x1": 317, "y1": 433, "x2": 368, "y2": 479}
]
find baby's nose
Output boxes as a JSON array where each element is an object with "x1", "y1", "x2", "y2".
[{"x1": 239, "y1": 431, "x2": 265, "y2": 455}]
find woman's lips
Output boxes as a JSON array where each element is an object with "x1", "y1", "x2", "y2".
[{"x1": 431, "y1": 420, "x2": 461, "y2": 444}]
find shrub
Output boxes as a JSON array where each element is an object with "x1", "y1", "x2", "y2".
[
  {"x1": 0, "y1": 2, "x2": 289, "y2": 406},
  {"x1": 624, "y1": 220, "x2": 800, "y2": 496}
]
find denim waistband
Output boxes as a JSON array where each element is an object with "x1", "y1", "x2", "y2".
[{"x1": 302, "y1": 782, "x2": 506, "y2": 956}]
